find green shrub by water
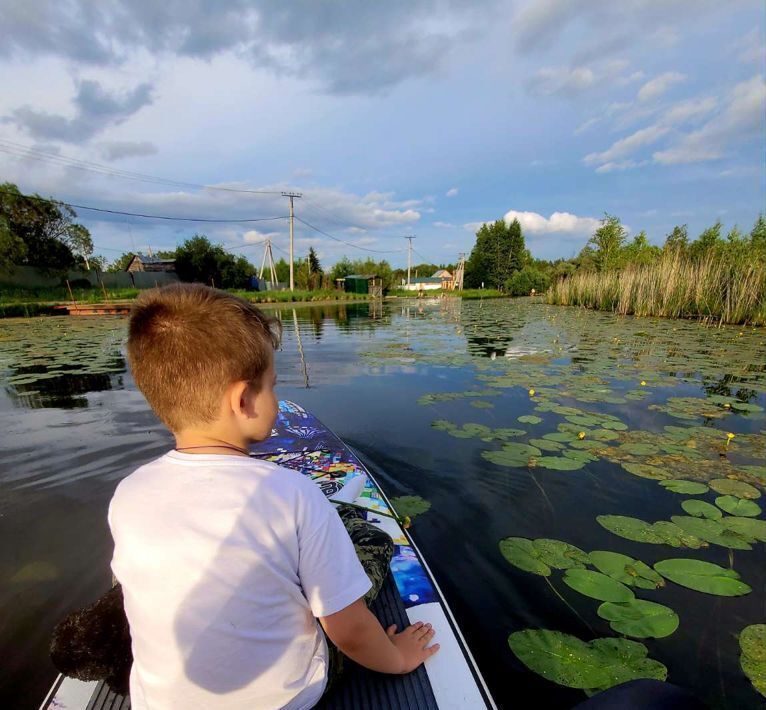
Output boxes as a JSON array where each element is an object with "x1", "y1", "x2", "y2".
[
  {"x1": 387, "y1": 288, "x2": 506, "y2": 299},
  {"x1": 548, "y1": 252, "x2": 766, "y2": 325}
]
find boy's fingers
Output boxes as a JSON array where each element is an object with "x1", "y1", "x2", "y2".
[
  {"x1": 426, "y1": 643, "x2": 440, "y2": 656},
  {"x1": 416, "y1": 625, "x2": 434, "y2": 641},
  {"x1": 386, "y1": 624, "x2": 397, "y2": 636}
]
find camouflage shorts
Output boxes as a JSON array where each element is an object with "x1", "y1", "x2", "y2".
[{"x1": 323, "y1": 504, "x2": 394, "y2": 695}]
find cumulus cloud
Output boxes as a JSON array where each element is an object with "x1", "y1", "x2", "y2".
[
  {"x1": 503, "y1": 209, "x2": 601, "y2": 235},
  {"x1": 6, "y1": 79, "x2": 153, "y2": 142},
  {"x1": 654, "y1": 75, "x2": 766, "y2": 164},
  {"x1": 445, "y1": 187, "x2": 459, "y2": 197},
  {"x1": 465, "y1": 210, "x2": 601, "y2": 237},
  {"x1": 98, "y1": 140, "x2": 158, "y2": 161},
  {"x1": 637, "y1": 71, "x2": 685, "y2": 102},
  {"x1": 0, "y1": 0, "x2": 495, "y2": 95}
]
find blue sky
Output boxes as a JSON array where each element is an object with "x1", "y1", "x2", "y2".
[{"x1": 0, "y1": 0, "x2": 764, "y2": 267}]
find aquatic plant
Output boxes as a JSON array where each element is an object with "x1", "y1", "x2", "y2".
[
  {"x1": 547, "y1": 251, "x2": 766, "y2": 325},
  {"x1": 739, "y1": 624, "x2": 766, "y2": 698},
  {"x1": 508, "y1": 630, "x2": 667, "y2": 692},
  {"x1": 653, "y1": 559, "x2": 751, "y2": 596}
]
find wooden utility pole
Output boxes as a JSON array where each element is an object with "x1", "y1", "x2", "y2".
[
  {"x1": 282, "y1": 192, "x2": 302, "y2": 291},
  {"x1": 259, "y1": 239, "x2": 278, "y2": 285},
  {"x1": 404, "y1": 235, "x2": 415, "y2": 286}
]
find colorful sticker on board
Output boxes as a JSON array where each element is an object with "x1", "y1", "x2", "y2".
[{"x1": 390, "y1": 545, "x2": 437, "y2": 608}]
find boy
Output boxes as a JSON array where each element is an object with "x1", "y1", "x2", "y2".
[{"x1": 109, "y1": 284, "x2": 439, "y2": 709}]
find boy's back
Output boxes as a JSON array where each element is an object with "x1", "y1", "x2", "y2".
[{"x1": 109, "y1": 451, "x2": 371, "y2": 709}]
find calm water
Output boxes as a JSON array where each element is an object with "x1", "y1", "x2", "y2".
[{"x1": 1, "y1": 298, "x2": 764, "y2": 709}]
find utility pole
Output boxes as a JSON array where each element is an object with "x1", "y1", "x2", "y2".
[
  {"x1": 404, "y1": 235, "x2": 415, "y2": 287},
  {"x1": 282, "y1": 192, "x2": 302, "y2": 291},
  {"x1": 259, "y1": 239, "x2": 278, "y2": 285}
]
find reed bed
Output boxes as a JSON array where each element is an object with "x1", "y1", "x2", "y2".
[{"x1": 547, "y1": 253, "x2": 766, "y2": 325}]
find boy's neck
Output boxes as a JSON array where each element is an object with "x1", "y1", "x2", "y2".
[{"x1": 174, "y1": 429, "x2": 252, "y2": 457}]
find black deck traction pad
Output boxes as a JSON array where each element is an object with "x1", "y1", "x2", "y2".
[{"x1": 85, "y1": 573, "x2": 438, "y2": 710}]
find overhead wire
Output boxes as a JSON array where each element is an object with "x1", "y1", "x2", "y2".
[
  {"x1": 0, "y1": 187, "x2": 289, "y2": 223},
  {"x1": 0, "y1": 139, "x2": 286, "y2": 195},
  {"x1": 295, "y1": 215, "x2": 405, "y2": 255}
]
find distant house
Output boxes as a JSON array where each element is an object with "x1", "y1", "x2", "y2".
[
  {"x1": 126, "y1": 253, "x2": 176, "y2": 273},
  {"x1": 400, "y1": 276, "x2": 443, "y2": 291}
]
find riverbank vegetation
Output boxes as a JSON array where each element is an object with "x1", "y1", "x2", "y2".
[{"x1": 548, "y1": 214, "x2": 766, "y2": 325}]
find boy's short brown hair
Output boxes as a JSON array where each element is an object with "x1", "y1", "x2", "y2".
[{"x1": 127, "y1": 284, "x2": 281, "y2": 432}]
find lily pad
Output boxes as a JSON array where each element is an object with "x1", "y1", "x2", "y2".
[
  {"x1": 720, "y1": 516, "x2": 766, "y2": 543},
  {"x1": 537, "y1": 455, "x2": 587, "y2": 471},
  {"x1": 499, "y1": 537, "x2": 551, "y2": 576},
  {"x1": 715, "y1": 496, "x2": 761, "y2": 517},
  {"x1": 518, "y1": 415, "x2": 543, "y2": 424},
  {"x1": 622, "y1": 463, "x2": 670, "y2": 480},
  {"x1": 508, "y1": 630, "x2": 667, "y2": 691},
  {"x1": 533, "y1": 539, "x2": 590, "y2": 570},
  {"x1": 709, "y1": 479, "x2": 761, "y2": 500},
  {"x1": 589, "y1": 551, "x2": 665, "y2": 590},
  {"x1": 483, "y1": 442, "x2": 541, "y2": 468},
  {"x1": 654, "y1": 558, "x2": 752, "y2": 596},
  {"x1": 529, "y1": 438, "x2": 565, "y2": 452},
  {"x1": 659, "y1": 480, "x2": 710, "y2": 495},
  {"x1": 597, "y1": 516, "x2": 663, "y2": 545},
  {"x1": 562, "y1": 568, "x2": 635, "y2": 602},
  {"x1": 597, "y1": 599, "x2": 679, "y2": 639},
  {"x1": 671, "y1": 515, "x2": 752, "y2": 550},
  {"x1": 681, "y1": 499, "x2": 723, "y2": 520},
  {"x1": 739, "y1": 624, "x2": 766, "y2": 698},
  {"x1": 390, "y1": 495, "x2": 431, "y2": 519}
]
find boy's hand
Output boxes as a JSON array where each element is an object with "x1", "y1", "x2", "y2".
[{"x1": 387, "y1": 622, "x2": 440, "y2": 673}]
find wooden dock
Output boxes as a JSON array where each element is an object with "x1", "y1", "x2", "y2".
[{"x1": 53, "y1": 302, "x2": 132, "y2": 316}]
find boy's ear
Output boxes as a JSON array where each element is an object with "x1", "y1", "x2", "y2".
[{"x1": 228, "y1": 380, "x2": 252, "y2": 418}]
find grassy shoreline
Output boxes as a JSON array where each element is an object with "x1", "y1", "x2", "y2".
[{"x1": 547, "y1": 253, "x2": 766, "y2": 326}]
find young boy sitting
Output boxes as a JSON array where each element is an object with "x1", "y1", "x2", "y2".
[{"x1": 109, "y1": 284, "x2": 439, "y2": 708}]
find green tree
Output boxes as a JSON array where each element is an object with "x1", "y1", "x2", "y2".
[
  {"x1": 107, "y1": 252, "x2": 136, "y2": 272},
  {"x1": 508, "y1": 218, "x2": 526, "y2": 273},
  {"x1": 66, "y1": 224, "x2": 94, "y2": 269},
  {"x1": 750, "y1": 214, "x2": 766, "y2": 258},
  {"x1": 274, "y1": 258, "x2": 290, "y2": 283},
  {"x1": 174, "y1": 235, "x2": 255, "y2": 289},
  {"x1": 663, "y1": 225, "x2": 688, "y2": 253},
  {"x1": 622, "y1": 231, "x2": 660, "y2": 266},
  {"x1": 0, "y1": 182, "x2": 78, "y2": 270},
  {"x1": 0, "y1": 214, "x2": 27, "y2": 271},
  {"x1": 587, "y1": 213, "x2": 627, "y2": 271},
  {"x1": 690, "y1": 220, "x2": 723, "y2": 259},
  {"x1": 330, "y1": 256, "x2": 353, "y2": 283},
  {"x1": 465, "y1": 218, "x2": 525, "y2": 289},
  {"x1": 505, "y1": 267, "x2": 551, "y2": 296}
]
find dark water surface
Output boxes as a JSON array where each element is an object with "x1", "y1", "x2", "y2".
[{"x1": 1, "y1": 298, "x2": 764, "y2": 709}]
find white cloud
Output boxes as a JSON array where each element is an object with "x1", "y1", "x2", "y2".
[
  {"x1": 433, "y1": 221, "x2": 456, "y2": 228},
  {"x1": 503, "y1": 210, "x2": 601, "y2": 236},
  {"x1": 637, "y1": 72, "x2": 686, "y2": 102},
  {"x1": 584, "y1": 125, "x2": 670, "y2": 166},
  {"x1": 654, "y1": 75, "x2": 765, "y2": 164},
  {"x1": 243, "y1": 229, "x2": 281, "y2": 243},
  {"x1": 595, "y1": 160, "x2": 645, "y2": 173},
  {"x1": 445, "y1": 187, "x2": 459, "y2": 197},
  {"x1": 528, "y1": 65, "x2": 595, "y2": 96},
  {"x1": 574, "y1": 117, "x2": 600, "y2": 135}
]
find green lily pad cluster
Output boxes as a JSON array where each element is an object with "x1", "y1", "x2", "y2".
[
  {"x1": 432, "y1": 419, "x2": 526, "y2": 441},
  {"x1": 739, "y1": 624, "x2": 766, "y2": 698}
]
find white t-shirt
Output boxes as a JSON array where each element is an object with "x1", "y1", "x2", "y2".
[{"x1": 108, "y1": 451, "x2": 372, "y2": 710}]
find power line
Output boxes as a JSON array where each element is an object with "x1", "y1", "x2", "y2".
[
  {"x1": 0, "y1": 139, "x2": 286, "y2": 195},
  {"x1": 295, "y1": 215, "x2": 405, "y2": 254},
  {"x1": 0, "y1": 187, "x2": 289, "y2": 224}
]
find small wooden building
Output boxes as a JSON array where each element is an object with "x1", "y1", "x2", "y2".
[
  {"x1": 340, "y1": 274, "x2": 382, "y2": 297},
  {"x1": 126, "y1": 253, "x2": 176, "y2": 273}
]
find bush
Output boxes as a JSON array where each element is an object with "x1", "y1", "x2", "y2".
[{"x1": 505, "y1": 268, "x2": 551, "y2": 296}]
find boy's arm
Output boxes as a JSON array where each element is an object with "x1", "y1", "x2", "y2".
[{"x1": 319, "y1": 598, "x2": 439, "y2": 674}]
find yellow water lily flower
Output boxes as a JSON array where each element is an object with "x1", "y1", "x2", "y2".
[
  {"x1": 640, "y1": 381, "x2": 647, "y2": 386},
  {"x1": 578, "y1": 432, "x2": 586, "y2": 440},
  {"x1": 725, "y1": 432, "x2": 735, "y2": 448},
  {"x1": 528, "y1": 388, "x2": 535, "y2": 396}
]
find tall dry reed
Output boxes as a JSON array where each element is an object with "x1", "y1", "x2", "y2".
[{"x1": 547, "y1": 252, "x2": 766, "y2": 325}]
